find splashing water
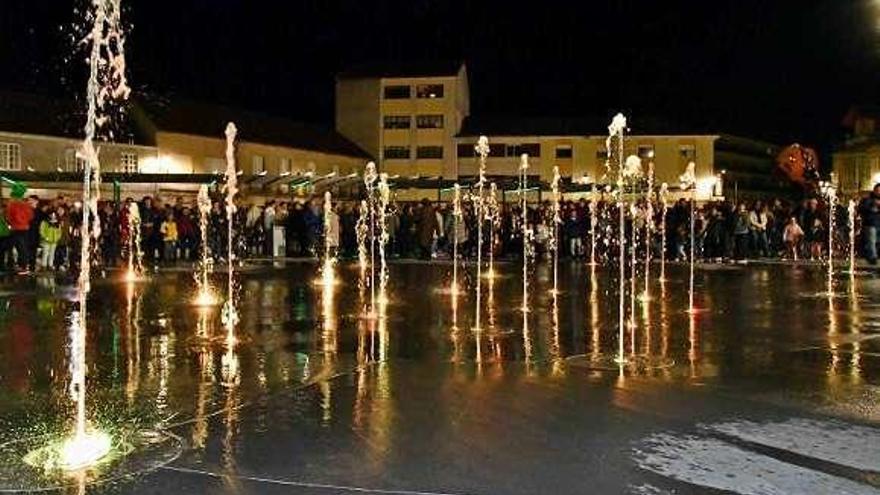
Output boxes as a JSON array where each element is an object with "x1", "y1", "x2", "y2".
[
  {"x1": 643, "y1": 161, "x2": 655, "y2": 299},
  {"x1": 125, "y1": 201, "x2": 142, "y2": 282},
  {"x1": 377, "y1": 174, "x2": 391, "y2": 309},
  {"x1": 356, "y1": 199, "x2": 369, "y2": 287},
  {"x1": 589, "y1": 186, "x2": 598, "y2": 266},
  {"x1": 58, "y1": 0, "x2": 130, "y2": 471},
  {"x1": 520, "y1": 154, "x2": 533, "y2": 319},
  {"x1": 659, "y1": 183, "x2": 669, "y2": 282},
  {"x1": 319, "y1": 191, "x2": 337, "y2": 288},
  {"x1": 680, "y1": 162, "x2": 697, "y2": 313},
  {"x1": 221, "y1": 123, "x2": 239, "y2": 384},
  {"x1": 624, "y1": 155, "x2": 643, "y2": 333},
  {"x1": 451, "y1": 184, "x2": 462, "y2": 297},
  {"x1": 608, "y1": 113, "x2": 627, "y2": 365},
  {"x1": 550, "y1": 166, "x2": 562, "y2": 295},
  {"x1": 474, "y1": 136, "x2": 490, "y2": 331},
  {"x1": 823, "y1": 179, "x2": 838, "y2": 295},
  {"x1": 848, "y1": 199, "x2": 856, "y2": 275},
  {"x1": 363, "y1": 162, "x2": 378, "y2": 317},
  {"x1": 193, "y1": 184, "x2": 216, "y2": 306},
  {"x1": 485, "y1": 182, "x2": 500, "y2": 280}
]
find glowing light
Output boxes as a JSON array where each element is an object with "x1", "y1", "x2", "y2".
[
  {"x1": 24, "y1": 431, "x2": 113, "y2": 472},
  {"x1": 192, "y1": 289, "x2": 219, "y2": 307}
]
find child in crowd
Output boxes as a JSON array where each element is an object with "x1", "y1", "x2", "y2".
[
  {"x1": 38, "y1": 211, "x2": 61, "y2": 270},
  {"x1": 160, "y1": 212, "x2": 178, "y2": 263},
  {"x1": 810, "y1": 218, "x2": 825, "y2": 260},
  {"x1": 782, "y1": 217, "x2": 804, "y2": 260}
]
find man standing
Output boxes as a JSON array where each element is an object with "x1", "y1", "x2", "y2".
[
  {"x1": 859, "y1": 183, "x2": 880, "y2": 265},
  {"x1": 5, "y1": 184, "x2": 34, "y2": 274}
]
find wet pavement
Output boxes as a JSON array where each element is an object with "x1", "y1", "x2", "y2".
[{"x1": 0, "y1": 260, "x2": 879, "y2": 494}]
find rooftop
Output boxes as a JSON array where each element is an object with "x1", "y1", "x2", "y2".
[{"x1": 337, "y1": 60, "x2": 464, "y2": 79}]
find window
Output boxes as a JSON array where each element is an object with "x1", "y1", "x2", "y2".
[
  {"x1": 280, "y1": 157, "x2": 291, "y2": 175},
  {"x1": 383, "y1": 146, "x2": 410, "y2": 160},
  {"x1": 416, "y1": 84, "x2": 444, "y2": 98},
  {"x1": 679, "y1": 145, "x2": 696, "y2": 161},
  {"x1": 416, "y1": 146, "x2": 444, "y2": 159},
  {"x1": 65, "y1": 148, "x2": 85, "y2": 172},
  {"x1": 489, "y1": 144, "x2": 506, "y2": 157},
  {"x1": 506, "y1": 143, "x2": 540, "y2": 157},
  {"x1": 416, "y1": 115, "x2": 444, "y2": 129},
  {"x1": 596, "y1": 149, "x2": 608, "y2": 166},
  {"x1": 555, "y1": 145, "x2": 573, "y2": 159},
  {"x1": 0, "y1": 143, "x2": 21, "y2": 171},
  {"x1": 383, "y1": 115, "x2": 411, "y2": 129},
  {"x1": 252, "y1": 155, "x2": 265, "y2": 174},
  {"x1": 384, "y1": 85, "x2": 410, "y2": 99},
  {"x1": 457, "y1": 144, "x2": 475, "y2": 158},
  {"x1": 638, "y1": 144, "x2": 655, "y2": 159},
  {"x1": 120, "y1": 152, "x2": 139, "y2": 173}
]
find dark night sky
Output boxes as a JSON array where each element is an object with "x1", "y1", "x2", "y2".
[{"x1": 1, "y1": 0, "x2": 879, "y2": 153}]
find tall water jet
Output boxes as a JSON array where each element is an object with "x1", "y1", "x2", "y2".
[
  {"x1": 318, "y1": 191, "x2": 337, "y2": 288},
  {"x1": 680, "y1": 162, "x2": 697, "y2": 313},
  {"x1": 643, "y1": 161, "x2": 655, "y2": 299},
  {"x1": 193, "y1": 184, "x2": 216, "y2": 306},
  {"x1": 363, "y1": 162, "x2": 378, "y2": 317},
  {"x1": 221, "y1": 123, "x2": 239, "y2": 383},
  {"x1": 520, "y1": 154, "x2": 532, "y2": 317},
  {"x1": 608, "y1": 113, "x2": 627, "y2": 365},
  {"x1": 377, "y1": 173, "x2": 391, "y2": 309},
  {"x1": 659, "y1": 183, "x2": 669, "y2": 283},
  {"x1": 623, "y1": 155, "x2": 643, "y2": 333},
  {"x1": 485, "y1": 182, "x2": 500, "y2": 280},
  {"x1": 451, "y1": 184, "x2": 462, "y2": 297},
  {"x1": 474, "y1": 136, "x2": 490, "y2": 331},
  {"x1": 124, "y1": 201, "x2": 142, "y2": 282},
  {"x1": 848, "y1": 199, "x2": 856, "y2": 275},
  {"x1": 58, "y1": 0, "x2": 129, "y2": 470},
  {"x1": 550, "y1": 166, "x2": 562, "y2": 296},
  {"x1": 356, "y1": 199, "x2": 369, "y2": 288},
  {"x1": 589, "y1": 186, "x2": 599, "y2": 267},
  {"x1": 821, "y1": 177, "x2": 838, "y2": 296}
]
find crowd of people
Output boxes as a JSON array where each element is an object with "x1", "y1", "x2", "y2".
[{"x1": 2, "y1": 184, "x2": 879, "y2": 275}]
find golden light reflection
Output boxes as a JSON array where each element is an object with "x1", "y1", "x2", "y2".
[
  {"x1": 590, "y1": 266, "x2": 599, "y2": 363},
  {"x1": 124, "y1": 282, "x2": 141, "y2": 404}
]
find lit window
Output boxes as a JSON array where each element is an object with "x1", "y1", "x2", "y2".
[
  {"x1": 65, "y1": 148, "x2": 85, "y2": 172},
  {"x1": 280, "y1": 157, "x2": 291, "y2": 175},
  {"x1": 679, "y1": 145, "x2": 696, "y2": 161},
  {"x1": 252, "y1": 155, "x2": 265, "y2": 174},
  {"x1": 638, "y1": 145, "x2": 655, "y2": 159},
  {"x1": 416, "y1": 146, "x2": 444, "y2": 159},
  {"x1": 416, "y1": 115, "x2": 444, "y2": 129},
  {"x1": 416, "y1": 84, "x2": 444, "y2": 99},
  {"x1": 383, "y1": 146, "x2": 410, "y2": 160},
  {"x1": 383, "y1": 115, "x2": 411, "y2": 129},
  {"x1": 555, "y1": 145, "x2": 573, "y2": 159},
  {"x1": 0, "y1": 143, "x2": 21, "y2": 171},
  {"x1": 120, "y1": 152, "x2": 139, "y2": 173},
  {"x1": 384, "y1": 85, "x2": 411, "y2": 99}
]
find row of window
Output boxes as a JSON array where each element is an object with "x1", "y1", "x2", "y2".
[
  {"x1": 383, "y1": 146, "x2": 444, "y2": 160},
  {"x1": 383, "y1": 114, "x2": 444, "y2": 130},
  {"x1": 383, "y1": 84, "x2": 445, "y2": 100},
  {"x1": 0, "y1": 143, "x2": 141, "y2": 173},
  {"x1": 456, "y1": 143, "x2": 542, "y2": 158}
]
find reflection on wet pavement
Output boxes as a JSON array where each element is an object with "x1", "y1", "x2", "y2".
[{"x1": 0, "y1": 261, "x2": 879, "y2": 494}]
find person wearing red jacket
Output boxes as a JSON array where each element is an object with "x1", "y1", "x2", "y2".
[{"x1": 6, "y1": 185, "x2": 34, "y2": 273}]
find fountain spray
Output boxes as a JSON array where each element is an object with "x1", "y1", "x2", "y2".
[
  {"x1": 589, "y1": 187, "x2": 598, "y2": 267},
  {"x1": 320, "y1": 191, "x2": 337, "y2": 288},
  {"x1": 659, "y1": 183, "x2": 669, "y2": 282},
  {"x1": 486, "y1": 182, "x2": 500, "y2": 280},
  {"x1": 364, "y1": 162, "x2": 378, "y2": 317},
  {"x1": 823, "y1": 177, "x2": 838, "y2": 295},
  {"x1": 644, "y1": 161, "x2": 655, "y2": 299},
  {"x1": 608, "y1": 113, "x2": 627, "y2": 365},
  {"x1": 474, "y1": 136, "x2": 490, "y2": 331},
  {"x1": 125, "y1": 201, "x2": 142, "y2": 282},
  {"x1": 193, "y1": 184, "x2": 215, "y2": 306},
  {"x1": 377, "y1": 173, "x2": 391, "y2": 310},
  {"x1": 680, "y1": 162, "x2": 697, "y2": 313},
  {"x1": 848, "y1": 199, "x2": 856, "y2": 275},
  {"x1": 57, "y1": 0, "x2": 130, "y2": 470},
  {"x1": 356, "y1": 199, "x2": 369, "y2": 288},
  {"x1": 221, "y1": 123, "x2": 240, "y2": 385},
  {"x1": 520, "y1": 154, "x2": 532, "y2": 317},
  {"x1": 452, "y1": 184, "x2": 462, "y2": 297},
  {"x1": 550, "y1": 166, "x2": 562, "y2": 296}
]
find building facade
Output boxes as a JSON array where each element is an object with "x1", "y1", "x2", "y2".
[
  {"x1": 833, "y1": 106, "x2": 880, "y2": 195},
  {"x1": 336, "y1": 62, "x2": 470, "y2": 179}
]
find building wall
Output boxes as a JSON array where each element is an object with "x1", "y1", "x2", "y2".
[
  {"x1": 0, "y1": 131, "x2": 157, "y2": 173},
  {"x1": 335, "y1": 77, "x2": 381, "y2": 160},
  {"x1": 833, "y1": 149, "x2": 880, "y2": 195},
  {"x1": 336, "y1": 66, "x2": 470, "y2": 180}
]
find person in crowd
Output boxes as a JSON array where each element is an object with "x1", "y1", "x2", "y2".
[
  {"x1": 38, "y1": 211, "x2": 62, "y2": 271},
  {"x1": 264, "y1": 200, "x2": 276, "y2": 257},
  {"x1": 177, "y1": 206, "x2": 198, "y2": 261},
  {"x1": 748, "y1": 201, "x2": 770, "y2": 258},
  {"x1": 782, "y1": 216, "x2": 804, "y2": 260},
  {"x1": 6, "y1": 186, "x2": 34, "y2": 274},
  {"x1": 733, "y1": 203, "x2": 751, "y2": 261},
  {"x1": 160, "y1": 212, "x2": 179, "y2": 263},
  {"x1": 859, "y1": 183, "x2": 880, "y2": 264}
]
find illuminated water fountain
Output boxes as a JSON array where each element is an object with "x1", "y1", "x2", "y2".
[
  {"x1": 192, "y1": 184, "x2": 217, "y2": 306},
  {"x1": 221, "y1": 123, "x2": 240, "y2": 383},
  {"x1": 124, "y1": 201, "x2": 143, "y2": 283},
  {"x1": 819, "y1": 177, "x2": 838, "y2": 297},
  {"x1": 549, "y1": 166, "x2": 562, "y2": 296},
  {"x1": 376, "y1": 173, "x2": 391, "y2": 309},
  {"x1": 659, "y1": 183, "x2": 669, "y2": 283},
  {"x1": 363, "y1": 162, "x2": 378, "y2": 317},
  {"x1": 680, "y1": 162, "x2": 697, "y2": 314},
  {"x1": 520, "y1": 154, "x2": 533, "y2": 319},
  {"x1": 485, "y1": 182, "x2": 500, "y2": 280},
  {"x1": 643, "y1": 161, "x2": 655, "y2": 300},
  {"x1": 317, "y1": 191, "x2": 338, "y2": 288},
  {"x1": 474, "y1": 136, "x2": 490, "y2": 330},
  {"x1": 451, "y1": 184, "x2": 463, "y2": 298},
  {"x1": 847, "y1": 199, "x2": 856, "y2": 276},
  {"x1": 623, "y1": 155, "x2": 643, "y2": 333},
  {"x1": 611, "y1": 114, "x2": 627, "y2": 365}
]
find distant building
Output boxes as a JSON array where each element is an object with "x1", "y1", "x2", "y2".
[
  {"x1": 335, "y1": 63, "x2": 781, "y2": 201},
  {"x1": 335, "y1": 61, "x2": 470, "y2": 179},
  {"x1": 833, "y1": 106, "x2": 880, "y2": 195}
]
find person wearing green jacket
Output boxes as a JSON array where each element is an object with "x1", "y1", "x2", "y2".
[{"x1": 39, "y1": 211, "x2": 61, "y2": 271}]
